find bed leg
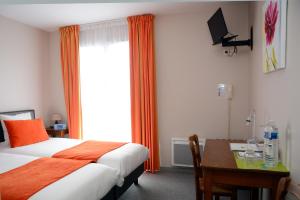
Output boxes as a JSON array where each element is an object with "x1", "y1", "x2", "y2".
[{"x1": 133, "y1": 179, "x2": 139, "y2": 185}]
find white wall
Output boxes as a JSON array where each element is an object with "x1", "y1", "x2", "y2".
[
  {"x1": 0, "y1": 15, "x2": 49, "y2": 118},
  {"x1": 43, "y1": 31, "x2": 67, "y2": 126},
  {"x1": 156, "y1": 3, "x2": 251, "y2": 166},
  {"x1": 249, "y1": 0, "x2": 300, "y2": 184}
]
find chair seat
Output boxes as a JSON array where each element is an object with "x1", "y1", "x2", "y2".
[{"x1": 199, "y1": 178, "x2": 234, "y2": 196}]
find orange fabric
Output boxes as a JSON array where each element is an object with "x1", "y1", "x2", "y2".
[
  {"x1": 0, "y1": 157, "x2": 90, "y2": 200},
  {"x1": 60, "y1": 25, "x2": 82, "y2": 139},
  {"x1": 4, "y1": 119, "x2": 49, "y2": 148},
  {"x1": 127, "y1": 14, "x2": 160, "y2": 173},
  {"x1": 53, "y1": 141, "x2": 126, "y2": 162}
]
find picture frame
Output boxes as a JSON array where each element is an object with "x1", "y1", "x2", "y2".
[{"x1": 263, "y1": 0, "x2": 287, "y2": 74}]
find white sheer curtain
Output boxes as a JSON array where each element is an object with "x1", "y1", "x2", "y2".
[{"x1": 79, "y1": 19, "x2": 131, "y2": 142}]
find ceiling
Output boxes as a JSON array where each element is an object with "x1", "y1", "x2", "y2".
[{"x1": 0, "y1": 1, "x2": 249, "y2": 32}]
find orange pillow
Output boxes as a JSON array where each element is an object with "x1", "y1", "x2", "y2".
[{"x1": 4, "y1": 119, "x2": 49, "y2": 148}]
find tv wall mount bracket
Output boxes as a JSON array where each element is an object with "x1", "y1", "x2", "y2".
[{"x1": 221, "y1": 26, "x2": 253, "y2": 50}]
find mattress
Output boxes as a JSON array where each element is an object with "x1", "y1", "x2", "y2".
[
  {"x1": 0, "y1": 153, "x2": 118, "y2": 200},
  {"x1": 0, "y1": 138, "x2": 149, "y2": 182}
]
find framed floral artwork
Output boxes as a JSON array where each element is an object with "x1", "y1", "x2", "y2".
[{"x1": 263, "y1": 0, "x2": 287, "y2": 73}]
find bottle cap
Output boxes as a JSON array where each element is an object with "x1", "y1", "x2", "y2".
[{"x1": 271, "y1": 132, "x2": 278, "y2": 139}]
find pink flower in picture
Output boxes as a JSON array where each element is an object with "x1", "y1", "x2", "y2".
[{"x1": 265, "y1": 0, "x2": 278, "y2": 45}]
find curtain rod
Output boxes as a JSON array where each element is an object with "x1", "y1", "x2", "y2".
[{"x1": 80, "y1": 18, "x2": 127, "y2": 29}]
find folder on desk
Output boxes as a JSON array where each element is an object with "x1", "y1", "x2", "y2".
[{"x1": 230, "y1": 143, "x2": 263, "y2": 152}]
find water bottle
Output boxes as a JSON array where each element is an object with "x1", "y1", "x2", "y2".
[
  {"x1": 265, "y1": 142, "x2": 274, "y2": 167},
  {"x1": 263, "y1": 131, "x2": 269, "y2": 160},
  {"x1": 271, "y1": 128, "x2": 279, "y2": 166},
  {"x1": 263, "y1": 123, "x2": 272, "y2": 166},
  {"x1": 264, "y1": 124, "x2": 279, "y2": 168}
]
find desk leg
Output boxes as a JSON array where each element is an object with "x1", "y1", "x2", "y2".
[
  {"x1": 251, "y1": 188, "x2": 259, "y2": 200},
  {"x1": 204, "y1": 170, "x2": 213, "y2": 200},
  {"x1": 271, "y1": 180, "x2": 278, "y2": 200}
]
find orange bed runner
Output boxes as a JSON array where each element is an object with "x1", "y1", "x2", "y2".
[
  {"x1": 0, "y1": 158, "x2": 91, "y2": 200},
  {"x1": 53, "y1": 140, "x2": 127, "y2": 162}
]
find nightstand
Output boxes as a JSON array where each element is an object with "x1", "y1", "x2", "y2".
[{"x1": 46, "y1": 128, "x2": 68, "y2": 138}]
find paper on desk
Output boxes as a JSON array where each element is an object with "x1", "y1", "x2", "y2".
[
  {"x1": 230, "y1": 143, "x2": 263, "y2": 152},
  {"x1": 238, "y1": 152, "x2": 262, "y2": 158}
]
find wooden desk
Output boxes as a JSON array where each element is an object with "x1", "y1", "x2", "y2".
[{"x1": 202, "y1": 139, "x2": 289, "y2": 200}]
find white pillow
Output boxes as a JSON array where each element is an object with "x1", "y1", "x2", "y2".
[{"x1": 0, "y1": 112, "x2": 33, "y2": 142}]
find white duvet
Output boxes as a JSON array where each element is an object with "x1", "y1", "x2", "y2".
[
  {"x1": 0, "y1": 153, "x2": 118, "y2": 200},
  {"x1": 0, "y1": 138, "x2": 148, "y2": 184}
]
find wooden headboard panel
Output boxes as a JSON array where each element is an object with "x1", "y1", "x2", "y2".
[{"x1": 0, "y1": 109, "x2": 35, "y2": 142}]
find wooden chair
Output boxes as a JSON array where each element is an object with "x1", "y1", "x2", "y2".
[
  {"x1": 275, "y1": 177, "x2": 291, "y2": 200},
  {"x1": 189, "y1": 134, "x2": 237, "y2": 200}
]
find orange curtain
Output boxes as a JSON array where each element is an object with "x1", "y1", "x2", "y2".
[
  {"x1": 59, "y1": 25, "x2": 82, "y2": 139},
  {"x1": 127, "y1": 14, "x2": 160, "y2": 173}
]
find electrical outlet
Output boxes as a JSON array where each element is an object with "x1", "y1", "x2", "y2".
[{"x1": 224, "y1": 49, "x2": 231, "y2": 55}]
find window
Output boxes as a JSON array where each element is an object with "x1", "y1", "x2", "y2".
[{"x1": 79, "y1": 20, "x2": 131, "y2": 142}]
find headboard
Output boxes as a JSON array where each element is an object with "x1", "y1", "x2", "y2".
[{"x1": 0, "y1": 109, "x2": 35, "y2": 142}]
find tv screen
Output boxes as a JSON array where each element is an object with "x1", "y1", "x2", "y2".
[{"x1": 207, "y1": 8, "x2": 228, "y2": 45}]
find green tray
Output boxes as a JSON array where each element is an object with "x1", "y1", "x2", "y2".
[{"x1": 234, "y1": 152, "x2": 289, "y2": 172}]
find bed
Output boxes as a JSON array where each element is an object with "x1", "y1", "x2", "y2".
[
  {"x1": 0, "y1": 109, "x2": 149, "y2": 198},
  {"x1": 0, "y1": 153, "x2": 118, "y2": 200}
]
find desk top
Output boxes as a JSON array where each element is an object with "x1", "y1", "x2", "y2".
[
  {"x1": 202, "y1": 139, "x2": 289, "y2": 176},
  {"x1": 202, "y1": 139, "x2": 237, "y2": 169}
]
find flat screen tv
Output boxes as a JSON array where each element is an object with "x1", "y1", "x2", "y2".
[{"x1": 207, "y1": 8, "x2": 228, "y2": 45}]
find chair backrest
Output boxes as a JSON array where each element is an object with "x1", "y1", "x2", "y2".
[
  {"x1": 276, "y1": 177, "x2": 291, "y2": 200},
  {"x1": 189, "y1": 134, "x2": 202, "y2": 178}
]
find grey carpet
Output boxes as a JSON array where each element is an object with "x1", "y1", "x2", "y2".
[
  {"x1": 119, "y1": 167, "x2": 251, "y2": 200},
  {"x1": 119, "y1": 167, "x2": 195, "y2": 200}
]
